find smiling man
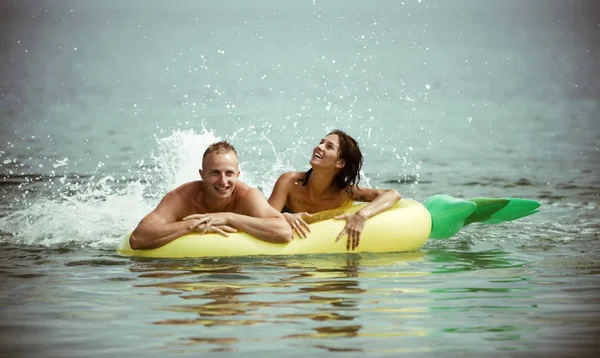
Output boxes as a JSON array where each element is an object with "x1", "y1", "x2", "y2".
[{"x1": 129, "y1": 141, "x2": 292, "y2": 250}]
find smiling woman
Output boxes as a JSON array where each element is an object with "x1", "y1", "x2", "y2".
[{"x1": 268, "y1": 129, "x2": 402, "y2": 250}]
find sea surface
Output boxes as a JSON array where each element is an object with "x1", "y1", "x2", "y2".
[{"x1": 1, "y1": 1, "x2": 599, "y2": 357}]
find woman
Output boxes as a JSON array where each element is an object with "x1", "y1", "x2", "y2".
[{"x1": 268, "y1": 129, "x2": 401, "y2": 250}]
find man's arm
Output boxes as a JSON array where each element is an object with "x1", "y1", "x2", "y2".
[
  {"x1": 186, "y1": 188, "x2": 293, "y2": 243},
  {"x1": 233, "y1": 188, "x2": 293, "y2": 242},
  {"x1": 129, "y1": 191, "x2": 196, "y2": 250}
]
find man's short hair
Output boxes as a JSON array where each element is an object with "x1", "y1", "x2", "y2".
[{"x1": 203, "y1": 141, "x2": 238, "y2": 162}]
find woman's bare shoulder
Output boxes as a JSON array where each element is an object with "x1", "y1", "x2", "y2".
[{"x1": 281, "y1": 171, "x2": 305, "y2": 181}]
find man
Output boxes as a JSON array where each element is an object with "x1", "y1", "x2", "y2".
[{"x1": 129, "y1": 141, "x2": 292, "y2": 250}]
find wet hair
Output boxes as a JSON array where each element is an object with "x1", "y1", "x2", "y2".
[
  {"x1": 202, "y1": 141, "x2": 238, "y2": 167},
  {"x1": 300, "y1": 129, "x2": 363, "y2": 195}
]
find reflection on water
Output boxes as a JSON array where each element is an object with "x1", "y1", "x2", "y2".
[
  {"x1": 129, "y1": 249, "x2": 547, "y2": 354},
  {"x1": 0, "y1": 247, "x2": 599, "y2": 356},
  {"x1": 427, "y1": 249, "x2": 529, "y2": 274},
  {"x1": 126, "y1": 253, "x2": 428, "y2": 353}
]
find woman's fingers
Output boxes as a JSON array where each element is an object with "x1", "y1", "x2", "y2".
[
  {"x1": 299, "y1": 218, "x2": 311, "y2": 233},
  {"x1": 335, "y1": 228, "x2": 347, "y2": 243},
  {"x1": 334, "y1": 214, "x2": 349, "y2": 220},
  {"x1": 300, "y1": 212, "x2": 313, "y2": 221},
  {"x1": 287, "y1": 214, "x2": 310, "y2": 239},
  {"x1": 291, "y1": 221, "x2": 303, "y2": 238},
  {"x1": 351, "y1": 230, "x2": 362, "y2": 250},
  {"x1": 334, "y1": 230, "x2": 360, "y2": 250},
  {"x1": 347, "y1": 230, "x2": 353, "y2": 251},
  {"x1": 296, "y1": 219, "x2": 310, "y2": 238},
  {"x1": 337, "y1": 228, "x2": 361, "y2": 251},
  {"x1": 333, "y1": 214, "x2": 365, "y2": 251},
  {"x1": 294, "y1": 224, "x2": 305, "y2": 239}
]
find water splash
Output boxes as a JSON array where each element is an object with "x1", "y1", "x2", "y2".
[
  {"x1": 149, "y1": 128, "x2": 221, "y2": 194},
  {"x1": 0, "y1": 128, "x2": 295, "y2": 249},
  {"x1": 0, "y1": 129, "x2": 219, "y2": 248},
  {"x1": 0, "y1": 126, "x2": 422, "y2": 250},
  {"x1": 0, "y1": 181, "x2": 148, "y2": 248}
]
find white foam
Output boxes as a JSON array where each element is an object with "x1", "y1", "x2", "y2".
[
  {"x1": 0, "y1": 127, "x2": 392, "y2": 249},
  {"x1": 0, "y1": 180, "x2": 149, "y2": 247},
  {"x1": 0, "y1": 128, "x2": 293, "y2": 249}
]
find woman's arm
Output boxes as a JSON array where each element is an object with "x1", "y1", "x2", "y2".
[
  {"x1": 335, "y1": 187, "x2": 401, "y2": 250},
  {"x1": 267, "y1": 171, "x2": 295, "y2": 211},
  {"x1": 351, "y1": 186, "x2": 402, "y2": 219},
  {"x1": 267, "y1": 172, "x2": 312, "y2": 238}
]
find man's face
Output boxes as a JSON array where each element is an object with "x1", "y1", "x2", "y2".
[{"x1": 200, "y1": 150, "x2": 240, "y2": 199}]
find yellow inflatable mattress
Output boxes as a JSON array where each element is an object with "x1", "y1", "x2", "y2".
[{"x1": 117, "y1": 199, "x2": 432, "y2": 258}]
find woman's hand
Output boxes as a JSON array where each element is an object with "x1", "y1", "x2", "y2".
[
  {"x1": 334, "y1": 212, "x2": 367, "y2": 251},
  {"x1": 283, "y1": 212, "x2": 312, "y2": 239}
]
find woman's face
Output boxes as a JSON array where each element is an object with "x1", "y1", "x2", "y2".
[{"x1": 310, "y1": 134, "x2": 343, "y2": 169}]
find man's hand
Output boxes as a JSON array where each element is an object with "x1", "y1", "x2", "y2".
[
  {"x1": 283, "y1": 212, "x2": 312, "y2": 239},
  {"x1": 334, "y1": 212, "x2": 367, "y2": 251},
  {"x1": 184, "y1": 213, "x2": 235, "y2": 237}
]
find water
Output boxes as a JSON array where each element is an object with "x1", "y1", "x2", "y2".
[{"x1": 1, "y1": 0, "x2": 599, "y2": 356}]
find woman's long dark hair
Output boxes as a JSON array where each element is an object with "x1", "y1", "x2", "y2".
[{"x1": 300, "y1": 129, "x2": 363, "y2": 196}]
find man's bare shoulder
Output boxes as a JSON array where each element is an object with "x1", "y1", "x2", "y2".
[
  {"x1": 229, "y1": 181, "x2": 260, "y2": 212},
  {"x1": 162, "y1": 181, "x2": 201, "y2": 204},
  {"x1": 170, "y1": 181, "x2": 201, "y2": 193},
  {"x1": 232, "y1": 181, "x2": 255, "y2": 197},
  {"x1": 144, "y1": 181, "x2": 201, "y2": 221},
  {"x1": 233, "y1": 181, "x2": 283, "y2": 217}
]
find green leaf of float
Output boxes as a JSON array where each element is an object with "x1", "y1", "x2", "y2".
[
  {"x1": 481, "y1": 198, "x2": 541, "y2": 224},
  {"x1": 464, "y1": 198, "x2": 510, "y2": 226},
  {"x1": 422, "y1": 194, "x2": 476, "y2": 239}
]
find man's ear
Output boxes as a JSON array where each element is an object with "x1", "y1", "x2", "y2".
[{"x1": 199, "y1": 169, "x2": 204, "y2": 178}]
